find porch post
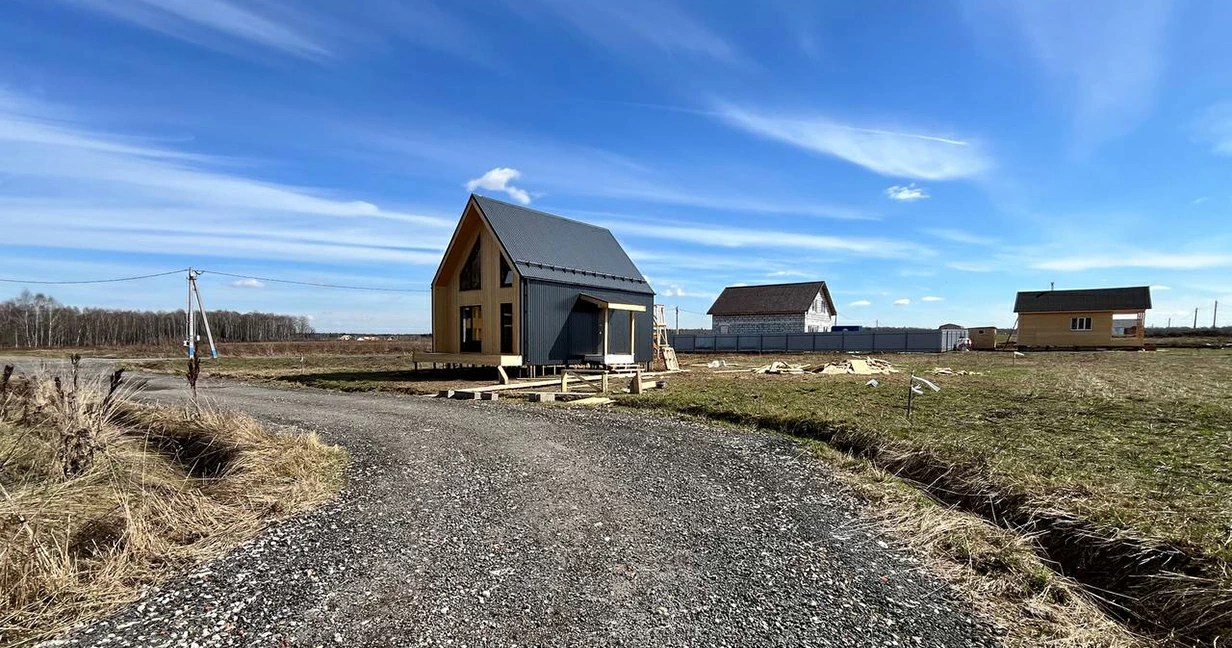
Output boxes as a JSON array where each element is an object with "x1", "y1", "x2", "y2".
[
  {"x1": 629, "y1": 310, "x2": 636, "y2": 357},
  {"x1": 602, "y1": 306, "x2": 610, "y2": 356}
]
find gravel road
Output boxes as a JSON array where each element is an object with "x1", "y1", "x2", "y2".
[{"x1": 43, "y1": 370, "x2": 1000, "y2": 648}]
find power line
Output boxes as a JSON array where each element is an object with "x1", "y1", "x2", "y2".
[
  {"x1": 0, "y1": 268, "x2": 188, "y2": 285},
  {"x1": 199, "y1": 269, "x2": 429, "y2": 293}
]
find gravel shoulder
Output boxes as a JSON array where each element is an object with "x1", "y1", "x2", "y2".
[{"x1": 46, "y1": 372, "x2": 1000, "y2": 648}]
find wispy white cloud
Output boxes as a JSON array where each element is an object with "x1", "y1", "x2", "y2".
[
  {"x1": 70, "y1": 0, "x2": 331, "y2": 59},
  {"x1": 885, "y1": 183, "x2": 929, "y2": 201},
  {"x1": 465, "y1": 167, "x2": 532, "y2": 204},
  {"x1": 921, "y1": 296, "x2": 944, "y2": 302},
  {"x1": 513, "y1": 0, "x2": 737, "y2": 63},
  {"x1": 655, "y1": 283, "x2": 714, "y2": 299},
  {"x1": 946, "y1": 261, "x2": 995, "y2": 272},
  {"x1": 714, "y1": 105, "x2": 989, "y2": 180},
  {"x1": 0, "y1": 91, "x2": 452, "y2": 266},
  {"x1": 893, "y1": 298, "x2": 910, "y2": 306},
  {"x1": 66, "y1": 0, "x2": 499, "y2": 67},
  {"x1": 603, "y1": 219, "x2": 934, "y2": 260},
  {"x1": 1151, "y1": 285, "x2": 1172, "y2": 291},
  {"x1": 230, "y1": 278, "x2": 265, "y2": 288},
  {"x1": 372, "y1": 125, "x2": 873, "y2": 221},
  {"x1": 968, "y1": 1, "x2": 1171, "y2": 148},
  {"x1": 767, "y1": 270, "x2": 811, "y2": 278},
  {"x1": 849, "y1": 300, "x2": 872, "y2": 307},
  {"x1": 1194, "y1": 103, "x2": 1232, "y2": 156},
  {"x1": 1033, "y1": 253, "x2": 1232, "y2": 271},
  {"x1": 924, "y1": 228, "x2": 998, "y2": 246}
]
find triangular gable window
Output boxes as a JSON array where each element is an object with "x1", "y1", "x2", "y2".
[{"x1": 500, "y1": 255, "x2": 513, "y2": 287}]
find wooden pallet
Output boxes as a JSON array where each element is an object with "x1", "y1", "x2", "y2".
[{"x1": 662, "y1": 347, "x2": 679, "y2": 371}]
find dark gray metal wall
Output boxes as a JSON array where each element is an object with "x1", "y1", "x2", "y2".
[
  {"x1": 669, "y1": 328, "x2": 968, "y2": 353},
  {"x1": 522, "y1": 280, "x2": 654, "y2": 365}
]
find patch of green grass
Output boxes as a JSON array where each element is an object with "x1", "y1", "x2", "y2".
[
  {"x1": 132, "y1": 355, "x2": 498, "y2": 395},
  {"x1": 634, "y1": 350, "x2": 1232, "y2": 561}
]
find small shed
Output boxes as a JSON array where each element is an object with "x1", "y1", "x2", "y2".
[
  {"x1": 421, "y1": 194, "x2": 654, "y2": 369},
  {"x1": 1013, "y1": 286, "x2": 1151, "y2": 349},
  {"x1": 968, "y1": 326, "x2": 997, "y2": 350}
]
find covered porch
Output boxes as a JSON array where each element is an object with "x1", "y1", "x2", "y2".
[
  {"x1": 578, "y1": 293, "x2": 645, "y2": 366},
  {"x1": 1111, "y1": 310, "x2": 1147, "y2": 346}
]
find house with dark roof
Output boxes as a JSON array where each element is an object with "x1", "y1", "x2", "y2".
[
  {"x1": 707, "y1": 281, "x2": 836, "y2": 335},
  {"x1": 421, "y1": 194, "x2": 654, "y2": 370},
  {"x1": 1013, "y1": 286, "x2": 1151, "y2": 349}
]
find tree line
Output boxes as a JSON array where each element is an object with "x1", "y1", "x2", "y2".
[{"x1": 0, "y1": 290, "x2": 314, "y2": 348}]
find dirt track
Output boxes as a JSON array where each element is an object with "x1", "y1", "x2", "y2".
[{"x1": 42, "y1": 369, "x2": 999, "y2": 647}]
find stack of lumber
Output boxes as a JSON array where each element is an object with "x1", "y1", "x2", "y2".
[
  {"x1": 811, "y1": 358, "x2": 898, "y2": 375},
  {"x1": 753, "y1": 361, "x2": 809, "y2": 374},
  {"x1": 931, "y1": 367, "x2": 984, "y2": 376}
]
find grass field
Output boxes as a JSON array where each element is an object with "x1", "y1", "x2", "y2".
[
  {"x1": 627, "y1": 349, "x2": 1232, "y2": 641},
  {"x1": 131, "y1": 354, "x2": 497, "y2": 395}
]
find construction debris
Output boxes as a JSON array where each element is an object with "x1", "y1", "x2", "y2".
[
  {"x1": 866, "y1": 379, "x2": 879, "y2": 387},
  {"x1": 706, "y1": 359, "x2": 728, "y2": 368},
  {"x1": 931, "y1": 367, "x2": 985, "y2": 376},
  {"x1": 811, "y1": 358, "x2": 898, "y2": 376},
  {"x1": 754, "y1": 361, "x2": 809, "y2": 374},
  {"x1": 566, "y1": 396, "x2": 614, "y2": 406}
]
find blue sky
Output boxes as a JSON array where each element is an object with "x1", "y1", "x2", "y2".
[{"x1": 1, "y1": 0, "x2": 1230, "y2": 332}]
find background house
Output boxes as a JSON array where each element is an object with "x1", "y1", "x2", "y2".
[
  {"x1": 425, "y1": 195, "x2": 654, "y2": 369},
  {"x1": 1013, "y1": 286, "x2": 1151, "y2": 349},
  {"x1": 707, "y1": 281, "x2": 836, "y2": 334}
]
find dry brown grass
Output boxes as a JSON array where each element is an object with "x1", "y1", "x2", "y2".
[
  {"x1": 809, "y1": 443, "x2": 1154, "y2": 648},
  {"x1": 0, "y1": 364, "x2": 347, "y2": 646}
]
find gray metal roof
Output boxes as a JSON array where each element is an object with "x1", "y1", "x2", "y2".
[
  {"x1": 472, "y1": 195, "x2": 654, "y2": 295},
  {"x1": 708, "y1": 281, "x2": 834, "y2": 316},
  {"x1": 1013, "y1": 286, "x2": 1151, "y2": 313}
]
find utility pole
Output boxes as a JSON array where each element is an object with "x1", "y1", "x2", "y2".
[
  {"x1": 185, "y1": 268, "x2": 218, "y2": 359},
  {"x1": 1194, "y1": 307, "x2": 1199, "y2": 329},
  {"x1": 187, "y1": 269, "x2": 195, "y2": 358},
  {"x1": 1214, "y1": 301, "x2": 1219, "y2": 328},
  {"x1": 1166, "y1": 317, "x2": 1171, "y2": 330},
  {"x1": 674, "y1": 305, "x2": 680, "y2": 334}
]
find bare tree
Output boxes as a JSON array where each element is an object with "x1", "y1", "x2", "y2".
[{"x1": 0, "y1": 291, "x2": 314, "y2": 348}]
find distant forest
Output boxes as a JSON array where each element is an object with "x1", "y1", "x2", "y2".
[{"x1": 0, "y1": 290, "x2": 313, "y2": 348}]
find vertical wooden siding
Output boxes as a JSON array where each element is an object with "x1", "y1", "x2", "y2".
[
  {"x1": 430, "y1": 204, "x2": 520, "y2": 355},
  {"x1": 1018, "y1": 311, "x2": 1145, "y2": 347}
]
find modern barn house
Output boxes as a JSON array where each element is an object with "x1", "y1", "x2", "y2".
[
  {"x1": 1013, "y1": 286, "x2": 1151, "y2": 349},
  {"x1": 420, "y1": 195, "x2": 654, "y2": 371}
]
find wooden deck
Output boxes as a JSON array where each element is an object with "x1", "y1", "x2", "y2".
[{"x1": 412, "y1": 352, "x2": 523, "y2": 367}]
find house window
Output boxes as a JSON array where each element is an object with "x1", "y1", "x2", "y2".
[
  {"x1": 500, "y1": 303, "x2": 514, "y2": 353},
  {"x1": 459, "y1": 241, "x2": 481, "y2": 291},
  {"x1": 500, "y1": 255, "x2": 513, "y2": 288},
  {"x1": 1071, "y1": 316, "x2": 1092, "y2": 331},
  {"x1": 460, "y1": 305, "x2": 482, "y2": 352}
]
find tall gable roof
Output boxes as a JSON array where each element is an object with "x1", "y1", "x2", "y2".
[
  {"x1": 471, "y1": 195, "x2": 653, "y2": 294},
  {"x1": 708, "y1": 281, "x2": 835, "y2": 316},
  {"x1": 1013, "y1": 286, "x2": 1151, "y2": 313}
]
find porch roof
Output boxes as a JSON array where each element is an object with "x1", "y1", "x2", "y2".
[{"x1": 579, "y1": 293, "x2": 647, "y2": 312}]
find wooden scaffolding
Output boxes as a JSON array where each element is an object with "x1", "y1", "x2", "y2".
[{"x1": 653, "y1": 304, "x2": 678, "y2": 371}]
